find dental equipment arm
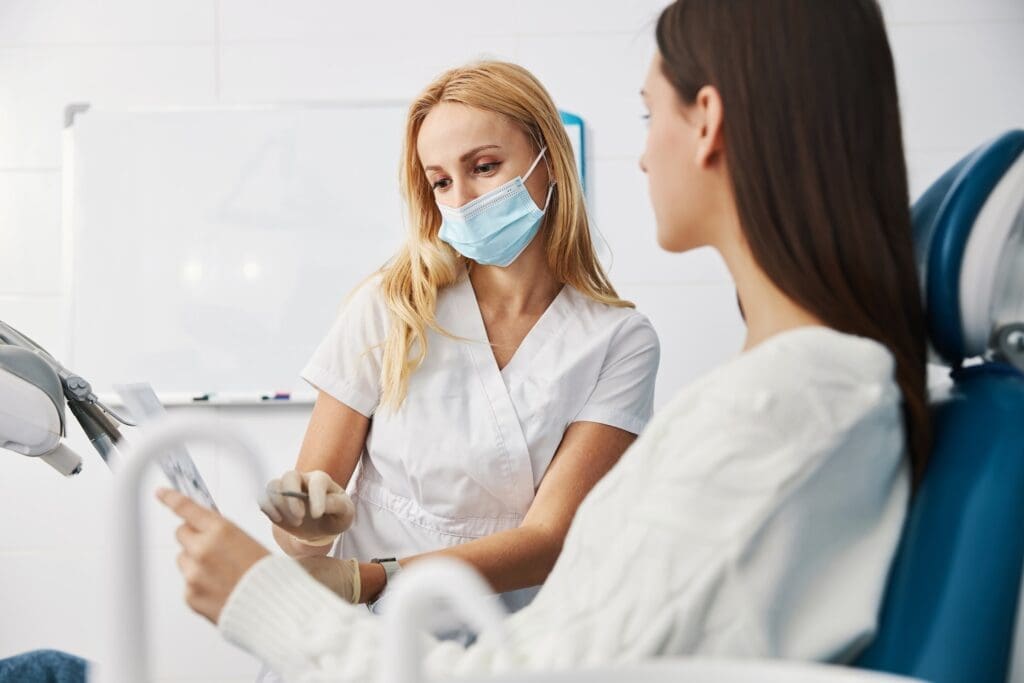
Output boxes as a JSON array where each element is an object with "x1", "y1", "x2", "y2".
[{"x1": 0, "y1": 319, "x2": 134, "y2": 475}]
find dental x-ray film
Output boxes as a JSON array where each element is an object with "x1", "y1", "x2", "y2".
[{"x1": 114, "y1": 382, "x2": 217, "y2": 510}]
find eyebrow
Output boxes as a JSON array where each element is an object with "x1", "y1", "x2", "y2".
[{"x1": 424, "y1": 144, "x2": 502, "y2": 173}]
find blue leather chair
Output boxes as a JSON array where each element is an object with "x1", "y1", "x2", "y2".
[{"x1": 857, "y1": 130, "x2": 1024, "y2": 682}]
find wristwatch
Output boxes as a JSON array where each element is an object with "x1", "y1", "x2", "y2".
[{"x1": 368, "y1": 557, "x2": 401, "y2": 609}]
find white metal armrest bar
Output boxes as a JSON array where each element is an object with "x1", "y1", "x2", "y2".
[{"x1": 93, "y1": 416, "x2": 267, "y2": 683}]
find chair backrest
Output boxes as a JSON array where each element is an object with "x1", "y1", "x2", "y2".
[{"x1": 856, "y1": 130, "x2": 1024, "y2": 683}]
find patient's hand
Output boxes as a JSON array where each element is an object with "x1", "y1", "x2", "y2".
[
  {"x1": 260, "y1": 469, "x2": 355, "y2": 544},
  {"x1": 157, "y1": 487, "x2": 270, "y2": 625}
]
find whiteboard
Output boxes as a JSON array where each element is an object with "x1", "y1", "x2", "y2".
[{"x1": 64, "y1": 104, "x2": 585, "y2": 404}]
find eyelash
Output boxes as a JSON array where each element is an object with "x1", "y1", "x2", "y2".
[{"x1": 431, "y1": 162, "x2": 502, "y2": 190}]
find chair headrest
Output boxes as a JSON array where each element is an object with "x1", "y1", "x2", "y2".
[{"x1": 914, "y1": 130, "x2": 1024, "y2": 367}]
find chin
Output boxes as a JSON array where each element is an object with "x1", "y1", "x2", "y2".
[{"x1": 655, "y1": 227, "x2": 692, "y2": 253}]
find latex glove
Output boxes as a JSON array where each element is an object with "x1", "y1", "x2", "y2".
[
  {"x1": 259, "y1": 469, "x2": 355, "y2": 545},
  {"x1": 295, "y1": 555, "x2": 361, "y2": 603}
]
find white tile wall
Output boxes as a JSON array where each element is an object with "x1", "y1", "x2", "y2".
[
  {"x1": 516, "y1": 31, "x2": 655, "y2": 159},
  {"x1": 0, "y1": 171, "x2": 62, "y2": 292},
  {"x1": 889, "y1": 22, "x2": 1024, "y2": 158},
  {"x1": 0, "y1": 1, "x2": 1021, "y2": 680},
  {"x1": 220, "y1": 0, "x2": 517, "y2": 41},
  {"x1": 0, "y1": 0, "x2": 214, "y2": 45},
  {"x1": 0, "y1": 296, "x2": 66, "y2": 355},
  {"x1": 0, "y1": 45, "x2": 217, "y2": 168},
  {"x1": 882, "y1": 0, "x2": 1024, "y2": 24},
  {"x1": 219, "y1": 36, "x2": 521, "y2": 103},
  {"x1": 591, "y1": 159, "x2": 733, "y2": 286}
]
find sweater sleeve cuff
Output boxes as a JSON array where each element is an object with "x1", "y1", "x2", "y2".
[{"x1": 218, "y1": 555, "x2": 367, "y2": 679}]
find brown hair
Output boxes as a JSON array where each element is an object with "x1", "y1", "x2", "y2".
[{"x1": 656, "y1": 0, "x2": 930, "y2": 484}]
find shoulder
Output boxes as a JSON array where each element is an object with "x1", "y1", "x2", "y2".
[
  {"x1": 629, "y1": 328, "x2": 905, "y2": 504},
  {"x1": 336, "y1": 273, "x2": 390, "y2": 324},
  {"x1": 317, "y1": 273, "x2": 392, "y2": 347},
  {"x1": 726, "y1": 326, "x2": 898, "y2": 406},
  {"x1": 658, "y1": 327, "x2": 900, "y2": 445},
  {"x1": 562, "y1": 286, "x2": 660, "y2": 351},
  {"x1": 344, "y1": 272, "x2": 387, "y2": 310}
]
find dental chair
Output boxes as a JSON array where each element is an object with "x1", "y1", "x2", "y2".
[{"x1": 856, "y1": 130, "x2": 1024, "y2": 683}]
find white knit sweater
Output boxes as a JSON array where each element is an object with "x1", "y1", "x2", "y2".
[{"x1": 220, "y1": 327, "x2": 910, "y2": 682}]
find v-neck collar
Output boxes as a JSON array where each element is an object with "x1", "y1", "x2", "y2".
[
  {"x1": 441, "y1": 273, "x2": 543, "y2": 513},
  {"x1": 456, "y1": 273, "x2": 571, "y2": 381}
]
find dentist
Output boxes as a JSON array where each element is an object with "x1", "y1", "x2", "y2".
[{"x1": 257, "y1": 60, "x2": 660, "y2": 618}]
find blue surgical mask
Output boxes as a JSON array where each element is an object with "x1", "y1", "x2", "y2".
[{"x1": 438, "y1": 147, "x2": 555, "y2": 267}]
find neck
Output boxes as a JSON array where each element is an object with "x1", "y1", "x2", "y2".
[
  {"x1": 715, "y1": 218, "x2": 824, "y2": 352},
  {"x1": 468, "y1": 234, "x2": 561, "y2": 315}
]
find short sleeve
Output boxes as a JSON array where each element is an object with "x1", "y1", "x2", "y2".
[
  {"x1": 572, "y1": 313, "x2": 660, "y2": 435},
  {"x1": 301, "y1": 278, "x2": 390, "y2": 417}
]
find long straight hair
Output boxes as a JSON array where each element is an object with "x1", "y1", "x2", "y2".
[
  {"x1": 377, "y1": 61, "x2": 630, "y2": 410},
  {"x1": 656, "y1": 0, "x2": 931, "y2": 484}
]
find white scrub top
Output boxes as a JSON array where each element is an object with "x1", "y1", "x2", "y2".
[{"x1": 301, "y1": 272, "x2": 659, "y2": 605}]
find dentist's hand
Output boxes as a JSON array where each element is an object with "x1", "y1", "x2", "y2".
[
  {"x1": 260, "y1": 469, "x2": 356, "y2": 545},
  {"x1": 294, "y1": 555, "x2": 361, "y2": 603},
  {"x1": 157, "y1": 487, "x2": 269, "y2": 625}
]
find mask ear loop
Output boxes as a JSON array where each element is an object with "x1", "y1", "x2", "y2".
[
  {"x1": 541, "y1": 147, "x2": 557, "y2": 212},
  {"x1": 523, "y1": 143, "x2": 558, "y2": 214},
  {"x1": 541, "y1": 180, "x2": 555, "y2": 212},
  {"x1": 522, "y1": 145, "x2": 549, "y2": 183}
]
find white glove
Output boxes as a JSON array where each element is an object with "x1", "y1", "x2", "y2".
[
  {"x1": 295, "y1": 556, "x2": 361, "y2": 603},
  {"x1": 260, "y1": 469, "x2": 355, "y2": 545}
]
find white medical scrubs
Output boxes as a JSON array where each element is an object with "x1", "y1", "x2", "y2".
[{"x1": 302, "y1": 271, "x2": 660, "y2": 612}]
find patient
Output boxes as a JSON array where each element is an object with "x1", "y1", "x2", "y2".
[{"x1": 159, "y1": 0, "x2": 930, "y2": 679}]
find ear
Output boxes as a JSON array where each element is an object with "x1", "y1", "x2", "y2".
[{"x1": 693, "y1": 85, "x2": 725, "y2": 167}]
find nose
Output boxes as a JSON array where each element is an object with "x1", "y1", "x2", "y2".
[
  {"x1": 639, "y1": 153, "x2": 648, "y2": 174},
  {"x1": 453, "y1": 185, "x2": 478, "y2": 208}
]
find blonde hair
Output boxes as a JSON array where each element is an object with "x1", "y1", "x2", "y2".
[{"x1": 375, "y1": 60, "x2": 631, "y2": 409}]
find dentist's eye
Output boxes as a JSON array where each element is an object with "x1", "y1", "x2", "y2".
[
  {"x1": 474, "y1": 162, "x2": 500, "y2": 174},
  {"x1": 432, "y1": 178, "x2": 451, "y2": 190}
]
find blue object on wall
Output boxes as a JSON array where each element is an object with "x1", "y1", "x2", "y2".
[{"x1": 559, "y1": 110, "x2": 586, "y2": 195}]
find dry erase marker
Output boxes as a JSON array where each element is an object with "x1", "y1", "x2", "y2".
[{"x1": 260, "y1": 391, "x2": 291, "y2": 401}]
